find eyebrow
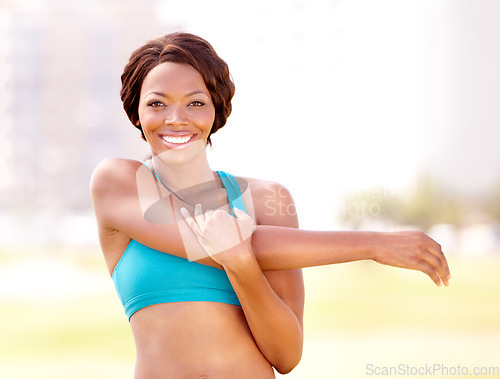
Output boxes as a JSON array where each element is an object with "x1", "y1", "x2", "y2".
[{"x1": 145, "y1": 90, "x2": 209, "y2": 98}]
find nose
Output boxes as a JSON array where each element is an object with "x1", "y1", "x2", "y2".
[{"x1": 164, "y1": 105, "x2": 188, "y2": 127}]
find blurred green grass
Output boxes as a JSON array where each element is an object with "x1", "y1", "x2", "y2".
[
  {"x1": 304, "y1": 257, "x2": 500, "y2": 332},
  {"x1": 1, "y1": 252, "x2": 499, "y2": 378}
]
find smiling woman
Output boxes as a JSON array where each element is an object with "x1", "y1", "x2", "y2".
[
  {"x1": 120, "y1": 33, "x2": 234, "y2": 146},
  {"x1": 90, "y1": 32, "x2": 450, "y2": 378},
  {"x1": 137, "y1": 63, "x2": 215, "y2": 167}
]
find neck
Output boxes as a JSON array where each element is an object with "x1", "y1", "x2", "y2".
[{"x1": 150, "y1": 149, "x2": 215, "y2": 194}]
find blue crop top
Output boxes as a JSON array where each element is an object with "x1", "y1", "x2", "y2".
[{"x1": 112, "y1": 168, "x2": 246, "y2": 321}]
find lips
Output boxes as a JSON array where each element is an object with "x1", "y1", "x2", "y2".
[
  {"x1": 159, "y1": 133, "x2": 196, "y2": 147},
  {"x1": 161, "y1": 135, "x2": 192, "y2": 144}
]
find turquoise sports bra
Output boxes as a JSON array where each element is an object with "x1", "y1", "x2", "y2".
[{"x1": 112, "y1": 167, "x2": 246, "y2": 321}]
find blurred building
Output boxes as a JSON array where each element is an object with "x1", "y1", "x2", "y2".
[
  {"x1": 1, "y1": 0, "x2": 499, "y2": 251},
  {"x1": 0, "y1": 0, "x2": 177, "y2": 246}
]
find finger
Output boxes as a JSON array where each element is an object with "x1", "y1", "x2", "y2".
[
  {"x1": 422, "y1": 250, "x2": 449, "y2": 287},
  {"x1": 416, "y1": 259, "x2": 442, "y2": 287},
  {"x1": 232, "y1": 207, "x2": 247, "y2": 226},
  {"x1": 424, "y1": 235, "x2": 451, "y2": 280},
  {"x1": 426, "y1": 246, "x2": 451, "y2": 286},
  {"x1": 232, "y1": 207, "x2": 244, "y2": 218},
  {"x1": 233, "y1": 207, "x2": 256, "y2": 234},
  {"x1": 194, "y1": 203, "x2": 205, "y2": 226},
  {"x1": 212, "y1": 209, "x2": 230, "y2": 219},
  {"x1": 180, "y1": 207, "x2": 201, "y2": 235},
  {"x1": 232, "y1": 208, "x2": 249, "y2": 241},
  {"x1": 202, "y1": 210, "x2": 215, "y2": 230},
  {"x1": 233, "y1": 208, "x2": 252, "y2": 224},
  {"x1": 423, "y1": 232, "x2": 441, "y2": 252}
]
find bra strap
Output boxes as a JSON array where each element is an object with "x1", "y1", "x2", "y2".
[{"x1": 217, "y1": 171, "x2": 247, "y2": 216}]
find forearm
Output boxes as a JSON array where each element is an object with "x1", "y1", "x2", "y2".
[
  {"x1": 223, "y1": 250, "x2": 303, "y2": 374},
  {"x1": 180, "y1": 206, "x2": 450, "y2": 286},
  {"x1": 252, "y1": 226, "x2": 376, "y2": 270}
]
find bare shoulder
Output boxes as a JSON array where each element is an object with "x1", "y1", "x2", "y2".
[
  {"x1": 90, "y1": 158, "x2": 146, "y2": 231},
  {"x1": 90, "y1": 158, "x2": 146, "y2": 273},
  {"x1": 90, "y1": 158, "x2": 143, "y2": 195},
  {"x1": 237, "y1": 176, "x2": 297, "y2": 228},
  {"x1": 239, "y1": 176, "x2": 293, "y2": 200}
]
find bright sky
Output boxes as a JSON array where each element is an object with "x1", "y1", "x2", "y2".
[
  {"x1": 2, "y1": 0, "x2": 498, "y2": 232},
  {"x1": 151, "y1": 0, "x2": 424, "y2": 228},
  {"x1": 7, "y1": 0, "x2": 496, "y2": 232}
]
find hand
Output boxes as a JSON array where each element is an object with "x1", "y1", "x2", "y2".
[
  {"x1": 372, "y1": 231, "x2": 451, "y2": 287},
  {"x1": 180, "y1": 204, "x2": 256, "y2": 266}
]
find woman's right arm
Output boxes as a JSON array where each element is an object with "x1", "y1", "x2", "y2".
[
  {"x1": 90, "y1": 158, "x2": 217, "y2": 269},
  {"x1": 183, "y1": 180, "x2": 450, "y2": 287},
  {"x1": 251, "y1": 226, "x2": 450, "y2": 286},
  {"x1": 90, "y1": 158, "x2": 450, "y2": 286}
]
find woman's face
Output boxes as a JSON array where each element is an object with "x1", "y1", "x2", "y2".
[{"x1": 137, "y1": 62, "x2": 215, "y2": 164}]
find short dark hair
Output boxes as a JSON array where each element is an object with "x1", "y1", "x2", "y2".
[{"x1": 120, "y1": 32, "x2": 235, "y2": 145}]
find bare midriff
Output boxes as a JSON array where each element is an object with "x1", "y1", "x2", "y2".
[{"x1": 130, "y1": 301, "x2": 276, "y2": 379}]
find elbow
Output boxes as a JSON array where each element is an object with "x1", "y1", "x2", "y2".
[
  {"x1": 273, "y1": 349, "x2": 303, "y2": 375},
  {"x1": 272, "y1": 325, "x2": 304, "y2": 374},
  {"x1": 274, "y1": 360, "x2": 300, "y2": 375}
]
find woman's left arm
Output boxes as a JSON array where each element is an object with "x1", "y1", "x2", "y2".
[
  {"x1": 180, "y1": 182, "x2": 304, "y2": 374},
  {"x1": 224, "y1": 243, "x2": 304, "y2": 374}
]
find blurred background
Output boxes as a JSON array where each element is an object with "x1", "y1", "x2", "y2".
[{"x1": 0, "y1": 0, "x2": 499, "y2": 378}]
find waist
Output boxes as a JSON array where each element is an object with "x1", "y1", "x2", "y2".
[{"x1": 130, "y1": 302, "x2": 275, "y2": 378}]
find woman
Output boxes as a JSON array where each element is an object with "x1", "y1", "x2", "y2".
[{"x1": 90, "y1": 32, "x2": 450, "y2": 378}]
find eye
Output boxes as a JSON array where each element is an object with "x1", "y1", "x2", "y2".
[
  {"x1": 189, "y1": 100, "x2": 205, "y2": 107},
  {"x1": 147, "y1": 100, "x2": 165, "y2": 107}
]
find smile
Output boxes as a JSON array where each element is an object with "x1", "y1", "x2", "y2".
[{"x1": 160, "y1": 134, "x2": 195, "y2": 144}]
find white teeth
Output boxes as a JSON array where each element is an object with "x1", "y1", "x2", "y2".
[{"x1": 162, "y1": 135, "x2": 192, "y2": 144}]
